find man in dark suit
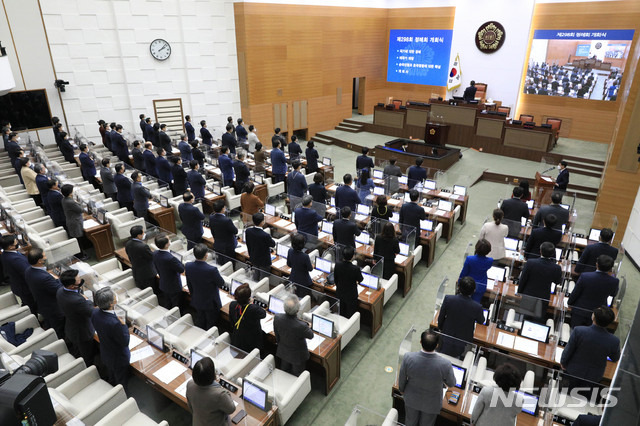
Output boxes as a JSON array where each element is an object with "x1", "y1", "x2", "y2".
[
  {"x1": 245, "y1": 213, "x2": 276, "y2": 273},
  {"x1": 270, "y1": 140, "x2": 287, "y2": 184},
  {"x1": 184, "y1": 115, "x2": 196, "y2": 142},
  {"x1": 158, "y1": 124, "x2": 172, "y2": 154},
  {"x1": 1, "y1": 235, "x2": 37, "y2": 315},
  {"x1": 274, "y1": 295, "x2": 314, "y2": 376},
  {"x1": 124, "y1": 226, "x2": 157, "y2": 292},
  {"x1": 199, "y1": 120, "x2": 213, "y2": 146},
  {"x1": 26, "y1": 248, "x2": 65, "y2": 338},
  {"x1": 333, "y1": 207, "x2": 362, "y2": 248},
  {"x1": 463, "y1": 80, "x2": 477, "y2": 101},
  {"x1": 155, "y1": 147, "x2": 172, "y2": 187},
  {"x1": 113, "y1": 125, "x2": 131, "y2": 163},
  {"x1": 555, "y1": 160, "x2": 569, "y2": 192},
  {"x1": 153, "y1": 234, "x2": 185, "y2": 309},
  {"x1": 335, "y1": 174, "x2": 361, "y2": 212},
  {"x1": 139, "y1": 113, "x2": 146, "y2": 138},
  {"x1": 533, "y1": 192, "x2": 569, "y2": 230},
  {"x1": 131, "y1": 140, "x2": 145, "y2": 172},
  {"x1": 500, "y1": 187, "x2": 530, "y2": 237},
  {"x1": 569, "y1": 255, "x2": 619, "y2": 328},
  {"x1": 78, "y1": 144, "x2": 96, "y2": 185},
  {"x1": 187, "y1": 160, "x2": 206, "y2": 200},
  {"x1": 35, "y1": 165, "x2": 50, "y2": 213},
  {"x1": 400, "y1": 189, "x2": 426, "y2": 244},
  {"x1": 221, "y1": 123, "x2": 237, "y2": 156},
  {"x1": 47, "y1": 179, "x2": 66, "y2": 228},
  {"x1": 287, "y1": 160, "x2": 307, "y2": 198},
  {"x1": 58, "y1": 132, "x2": 76, "y2": 163},
  {"x1": 288, "y1": 135, "x2": 302, "y2": 162},
  {"x1": 398, "y1": 330, "x2": 456, "y2": 426},
  {"x1": 100, "y1": 158, "x2": 117, "y2": 201},
  {"x1": 142, "y1": 142, "x2": 158, "y2": 178},
  {"x1": 233, "y1": 151, "x2": 251, "y2": 195},
  {"x1": 236, "y1": 118, "x2": 248, "y2": 150},
  {"x1": 185, "y1": 244, "x2": 224, "y2": 329},
  {"x1": 407, "y1": 158, "x2": 427, "y2": 189},
  {"x1": 334, "y1": 246, "x2": 363, "y2": 318},
  {"x1": 179, "y1": 191, "x2": 205, "y2": 249},
  {"x1": 92, "y1": 287, "x2": 130, "y2": 392},
  {"x1": 56, "y1": 269, "x2": 96, "y2": 366},
  {"x1": 524, "y1": 214, "x2": 562, "y2": 259},
  {"x1": 218, "y1": 146, "x2": 234, "y2": 188},
  {"x1": 437, "y1": 277, "x2": 485, "y2": 358},
  {"x1": 114, "y1": 164, "x2": 134, "y2": 211},
  {"x1": 178, "y1": 133, "x2": 193, "y2": 163},
  {"x1": 170, "y1": 156, "x2": 189, "y2": 197},
  {"x1": 294, "y1": 195, "x2": 323, "y2": 237},
  {"x1": 210, "y1": 200, "x2": 238, "y2": 260},
  {"x1": 271, "y1": 127, "x2": 286, "y2": 148},
  {"x1": 518, "y1": 242, "x2": 563, "y2": 320},
  {"x1": 144, "y1": 118, "x2": 154, "y2": 143},
  {"x1": 575, "y1": 228, "x2": 618, "y2": 274},
  {"x1": 561, "y1": 306, "x2": 620, "y2": 390},
  {"x1": 131, "y1": 171, "x2": 152, "y2": 220},
  {"x1": 355, "y1": 147, "x2": 375, "y2": 172}
]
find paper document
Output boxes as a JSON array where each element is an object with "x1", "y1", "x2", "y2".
[
  {"x1": 306, "y1": 334, "x2": 326, "y2": 351},
  {"x1": 175, "y1": 379, "x2": 191, "y2": 398},
  {"x1": 153, "y1": 360, "x2": 187, "y2": 384},
  {"x1": 541, "y1": 176, "x2": 553, "y2": 182},
  {"x1": 395, "y1": 254, "x2": 408, "y2": 264},
  {"x1": 285, "y1": 223, "x2": 297, "y2": 231},
  {"x1": 438, "y1": 191, "x2": 451, "y2": 198},
  {"x1": 318, "y1": 231, "x2": 330, "y2": 240},
  {"x1": 219, "y1": 292, "x2": 233, "y2": 307},
  {"x1": 486, "y1": 279, "x2": 495, "y2": 290},
  {"x1": 235, "y1": 243, "x2": 248, "y2": 254},
  {"x1": 514, "y1": 336, "x2": 539, "y2": 354},
  {"x1": 435, "y1": 209, "x2": 448, "y2": 216},
  {"x1": 355, "y1": 214, "x2": 368, "y2": 222},
  {"x1": 468, "y1": 394, "x2": 478, "y2": 415},
  {"x1": 83, "y1": 219, "x2": 100, "y2": 229},
  {"x1": 273, "y1": 258, "x2": 288, "y2": 269},
  {"x1": 496, "y1": 332, "x2": 515, "y2": 349},
  {"x1": 202, "y1": 228, "x2": 212, "y2": 239},
  {"x1": 128, "y1": 335, "x2": 143, "y2": 350},
  {"x1": 275, "y1": 219, "x2": 291, "y2": 228},
  {"x1": 310, "y1": 270, "x2": 324, "y2": 280},
  {"x1": 130, "y1": 345, "x2": 155, "y2": 363},
  {"x1": 181, "y1": 275, "x2": 188, "y2": 289},
  {"x1": 261, "y1": 317, "x2": 274, "y2": 334},
  {"x1": 575, "y1": 237, "x2": 587, "y2": 246},
  {"x1": 555, "y1": 347, "x2": 564, "y2": 364},
  {"x1": 358, "y1": 285, "x2": 368, "y2": 294}
]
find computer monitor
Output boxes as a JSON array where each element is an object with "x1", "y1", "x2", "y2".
[
  {"x1": 399, "y1": 242, "x2": 409, "y2": 256},
  {"x1": 254, "y1": 174, "x2": 264, "y2": 185},
  {"x1": 390, "y1": 212, "x2": 400, "y2": 223},
  {"x1": 453, "y1": 185, "x2": 466, "y2": 196},
  {"x1": 264, "y1": 204, "x2": 276, "y2": 216},
  {"x1": 451, "y1": 365, "x2": 466, "y2": 389},
  {"x1": 559, "y1": 204, "x2": 570, "y2": 210},
  {"x1": 482, "y1": 308, "x2": 489, "y2": 324},
  {"x1": 170, "y1": 250, "x2": 183, "y2": 263},
  {"x1": 356, "y1": 204, "x2": 369, "y2": 216},
  {"x1": 322, "y1": 157, "x2": 331, "y2": 166},
  {"x1": 520, "y1": 320, "x2": 550, "y2": 343},
  {"x1": 420, "y1": 219, "x2": 433, "y2": 231},
  {"x1": 487, "y1": 266, "x2": 506, "y2": 282},
  {"x1": 242, "y1": 379, "x2": 269, "y2": 411},
  {"x1": 398, "y1": 176, "x2": 408, "y2": 185},
  {"x1": 515, "y1": 391, "x2": 540, "y2": 416},
  {"x1": 312, "y1": 314, "x2": 334, "y2": 338},
  {"x1": 268, "y1": 295, "x2": 285, "y2": 315},
  {"x1": 424, "y1": 179, "x2": 437, "y2": 190},
  {"x1": 160, "y1": 195, "x2": 169, "y2": 208},
  {"x1": 146, "y1": 325, "x2": 164, "y2": 351},
  {"x1": 356, "y1": 231, "x2": 370, "y2": 245},
  {"x1": 230, "y1": 279, "x2": 242, "y2": 295},
  {"x1": 453, "y1": 95, "x2": 464, "y2": 101},
  {"x1": 96, "y1": 208, "x2": 106, "y2": 225},
  {"x1": 189, "y1": 349, "x2": 205, "y2": 370},
  {"x1": 526, "y1": 199, "x2": 534, "y2": 209},
  {"x1": 504, "y1": 237, "x2": 519, "y2": 252},
  {"x1": 372, "y1": 169, "x2": 384, "y2": 179},
  {"x1": 373, "y1": 186, "x2": 384, "y2": 195},
  {"x1": 315, "y1": 257, "x2": 332, "y2": 274},
  {"x1": 404, "y1": 192, "x2": 411, "y2": 203},
  {"x1": 555, "y1": 248, "x2": 562, "y2": 261},
  {"x1": 276, "y1": 243, "x2": 289, "y2": 259},
  {"x1": 321, "y1": 220, "x2": 333, "y2": 234},
  {"x1": 360, "y1": 272, "x2": 380, "y2": 290},
  {"x1": 588, "y1": 228, "x2": 602, "y2": 241},
  {"x1": 438, "y1": 200, "x2": 453, "y2": 211},
  {"x1": 330, "y1": 196, "x2": 336, "y2": 207},
  {"x1": 212, "y1": 182, "x2": 221, "y2": 194}
]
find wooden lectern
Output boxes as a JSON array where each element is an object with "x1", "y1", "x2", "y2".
[
  {"x1": 534, "y1": 172, "x2": 556, "y2": 205},
  {"x1": 425, "y1": 122, "x2": 450, "y2": 146}
]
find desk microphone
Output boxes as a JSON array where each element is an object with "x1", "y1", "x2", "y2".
[{"x1": 540, "y1": 166, "x2": 555, "y2": 174}]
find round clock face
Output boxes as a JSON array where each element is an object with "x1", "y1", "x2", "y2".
[{"x1": 150, "y1": 39, "x2": 171, "y2": 61}]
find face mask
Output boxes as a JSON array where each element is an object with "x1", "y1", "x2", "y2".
[
  {"x1": 16, "y1": 137, "x2": 21, "y2": 142},
  {"x1": 557, "y1": 165, "x2": 561, "y2": 170},
  {"x1": 141, "y1": 233, "x2": 146, "y2": 240}
]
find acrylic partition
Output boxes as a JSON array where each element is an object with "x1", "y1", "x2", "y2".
[{"x1": 345, "y1": 405, "x2": 403, "y2": 426}]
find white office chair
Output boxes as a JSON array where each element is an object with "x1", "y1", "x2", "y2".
[
  {"x1": 471, "y1": 357, "x2": 497, "y2": 388},
  {"x1": 505, "y1": 308, "x2": 523, "y2": 330},
  {"x1": 222, "y1": 186, "x2": 242, "y2": 211},
  {"x1": 101, "y1": 200, "x2": 122, "y2": 212},
  {"x1": 303, "y1": 301, "x2": 360, "y2": 350},
  {"x1": 5, "y1": 192, "x2": 31, "y2": 203},
  {"x1": 434, "y1": 222, "x2": 444, "y2": 240},
  {"x1": 95, "y1": 398, "x2": 169, "y2": 426},
  {"x1": 25, "y1": 218, "x2": 59, "y2": 235},
  {"x1": 304, "y1": 172, "x2": 316, "y2": 185},
  {"x1": 413, "y1": 245, "x2": 423, "y2": 266},
  {"x1": 0, "y1": 293, "x2": 30, "y2": 323},
  {"x1": 160, "y1": 314, "x2": 219, "y2": 355},
  {"x1": 106, "y1": 210, "x2": 145, "y2": 241},
  {"x1": 126, "y1": 294, "x2": 180, "y2": 329},
  {"x1": 453, "y1": 204, "x2": 462, "y2": 222},
  {"x1": 265, "y1": 177, "x2": 285, "y2": 200},
  {"x1": 92, "y1": 258, "x2": 130, "y2": 283},
  {"x1": 0, "y1": 314, "x2": 59, "y2": 358},
  {"x1": 244, "y1": 354, "x2": 311, "y2": 424},
  {"x1": 228, "y1": 269, "x2": 270, "y2": 294},
  {"x1": 36, "y1": 339, "x2": 87, "y2": 388},
  {"x1": 28, "y1": 229, "x2": 81, "y2": 265},
  {"x1": 200, "y1": 332, "x2": 261, "y2": 381}
]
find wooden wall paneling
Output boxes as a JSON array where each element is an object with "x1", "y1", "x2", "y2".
[
  {"x1": 273, "y1": 103, "x2": 281, "y2": 131},
  {"x1": 301, "y1": 100, "x2": 307, "y2": 129},
  {"x1": 293, "y1": 101, "x2": 300, "y2": 130},
  {"x1": 280, "y1": 103, "x2": 288, "y2": 132}
]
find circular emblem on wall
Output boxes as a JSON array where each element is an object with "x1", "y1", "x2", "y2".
[
  {"x1": 475, "y1": 21, "x2": 506, "y2": 53},
  {"x1": 595, "y1": 42, "x2": 603, "y2": 49}
]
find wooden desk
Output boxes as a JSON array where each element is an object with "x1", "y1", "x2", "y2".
[
  {"x1": 419, "y1": 230, "x2": 437, "y2": 266},
  {"x1": 149, "y1": 205, "x2": 176, "y2": 234},
  {"x1": 200, "y1": 192, "x2": 226, "y2": 215},
  {"x1": 83, "y1": 214, "x2": 115, "y2": 260}
]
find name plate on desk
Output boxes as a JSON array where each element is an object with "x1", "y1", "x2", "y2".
[
  {"x1": 172, "y1": 351, "x2": 189, "y2": 365},
  {"x1": 219, "y1": 378, "x2": 238, "y2": 393},
  {"x1": 553, "y1": 415, "x2": 572, "y2": 425},
  {"x1": 496, "y1": 323, "x2": 516, "y2": 333},
  {"x1": 133, "y1": 327, "x2": 147, "y2": 340}
]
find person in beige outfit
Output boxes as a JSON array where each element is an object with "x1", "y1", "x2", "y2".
[
  {"x1": 186, "y1": 357, "x2": 235, "y2": 426},
  {"x1": 20, "y1": 157, "x2": 42, "y2": 206}
]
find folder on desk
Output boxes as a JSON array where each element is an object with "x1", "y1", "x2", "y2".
[
  {"x1": 514, "y1": 336, "x2": 539, "y2": 354},
  {"x1": 496, "y1": 332, "x2": 515, "y2": 349}
]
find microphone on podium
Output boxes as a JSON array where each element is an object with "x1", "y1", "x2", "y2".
[{"x1": 540, "y1": 166, "x2": 555, "y2": 174}]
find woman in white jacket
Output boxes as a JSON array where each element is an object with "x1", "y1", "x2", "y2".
[{"x1": 479, "y1": 209, "x2": 508, "y2": 261}]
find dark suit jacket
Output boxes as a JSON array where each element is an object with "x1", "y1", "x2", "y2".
[
  {"x1": 114, "y1": 173, "x2": 133, "y2": 203},
  {"x1": 569, "y1": 271, "x2": 619, "y2": 315},
  {"x1": 500, "y1": 197, "x2": 530, "y2": 223},
  {"x1": 463, "y1": 85, "x2": 477, "y2": 101},
  {"x1": 218, "y1": 154, "x2": 234, "y2": 183},
  {"x1": 270, "y1": 148, "x2": 287, "y2": 175},
  {"x1": 36, "y1": 174, "x2": 50, "y2": 209},
  {"x1": 233, "y1": 160, "x2": 250, "y2": 185},
  {"x1": 236, "y1": 125, "x2": 248, "y2": 141},
  {"x1": 200, "y1": 127, "x2": 213, "y2": 146},
  {"x1": 178, "y1": 141, "x2": 193, "y2": 162},
  {"x1": 209, "y1": 213, "x2": 238, "y2": 253},
  {"x1": 556, "y1": 168, "x2": 569, "y2": 190},
  {"x1": 185, "y1": 260, "x2": 223, "y2": 311},
  {"x1": 355, "y1": 155, "x2": 374, "y2": 171},
  {"x1": 294, "y1": 207, "x2": 322, "y2": 236},
  {"x1": 59, "y1": 138, "x2": 75, "y2": 162},
  {"x1": 25, "y1": 267, "x2": 64, "y2": 322},
  {"x1": 79, "y1": 152, "x2": 96, "y2": 180},
  {"x1": 140, "y1": 119, "x2": 146, "y2": 136},
  {"x1": 91, "y1": 309, "x2": 129, "y2": 368},
  {"x1": 185, "y1": 121, "x2": 195, "y2": 141},
  {"x1": 47, "y1": 190, "x2": 66, "y2": 227},
  {"x1": 153, "y1": 250, "x2": 185, "y2": 294},
  {"x1": 288, "y1": 142, "x2": 302, "y2": 160},
  {"x1": 305, "y1": 147, "x2": 319, "y2": 172},
  {"x1": 144, "y1": 124, "x2": 155, "y2": 144},
  {"x1": 113, "y1": 133, "x2": 130, "y2": 161},
  {"x1": 561, "y1": 324, "x2": 620, "y2": 382},
  {"x1": 334, "y1": 261, "x2": 363, "y2": 308},
  {"x1": 221, "y1": 132, "x2": 237, "y2": 155},
  {"x1": 143, "y1": 149, "x2": 157, "y2": 177},
  {"x1": 575, "y1": 242, "x2": 619, "y2": 273},
  {"x1": 192, "y1": 147, "x2": 205, "y2": 167},
  {"x1": 332, "y1": 218, "x2": 361, "y2": 247},
  {"x1": 245, "y1": 227, "x2": 275, "y2": 268},
  {"x1": 171, "y1": 164, "x2": 189, "y2": 195},
  {"x1": 132, "y1": 182, "x2": 151, "y2": 212},
  {"x1": 124, "y1": 238, "x2": 157, "y2": 284},
  {"x1": 56, "y1": 287, "x2": 95, "y2": 342},
  {"x1": 438, "y1": 294, "x2": 485, "y2": 357},
  {"x1": 518, "y1": 257, "x2": 562, "y2": 300},
  {"x1": 399, "y1": 201, "x2": 426, "y2": 231},
  {"x1": 179, "y1": 203, "x2": 204, "y2": 242},
  {"x1": 156, "y1": 156, "x2": 172, "y2": 184},
  {"x1": 407, "y1": 166, "x2": 427, "y2": 188},
  {"x1": 287, "y1": 249, "x2": 313, "y2": 287},
  {"x1": 287, "y1": 170, "x2": 307, "y2": 198},
  {"x1": 308, "y1": 183, "x2": 327, "y2": 203},
  {"x1": 187, "y1": 170, "x2": 206, "y2": 199},
  {"x1": 524, "y1": 226, "x2": 562, "y2": 258},
  {"x1": 159, "y1": 131, "x2": 172, "y2": 153},
  {"x1": 2, "y1": 251, "x2": 32, "y2": 300},
  {"x1": 533, "y1": 204, "x2": 569, "y2": 230},
  {"x1": 132, "y1": 147, "x2": 145, "y2": 172},
  {"x1": 335, "y1": 185, "x2": 361, "y2": 211},
  {"x1": 274, "y1": 313, "x2": 314, "y2": 364}
]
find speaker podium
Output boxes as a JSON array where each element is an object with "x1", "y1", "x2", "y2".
[{"x1": 534, "y1": 171, "x2": 556, "y2": 206}]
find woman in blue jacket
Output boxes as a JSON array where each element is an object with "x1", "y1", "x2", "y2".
[{"x1": 459, "y1": 239, "x2": 493, "y2": 303}]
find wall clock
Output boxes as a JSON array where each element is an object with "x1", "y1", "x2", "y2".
[{"x1": 150, "y1": 39, "x2": 171, "y2": 61}]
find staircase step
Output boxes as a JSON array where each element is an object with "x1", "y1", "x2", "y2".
[
  {"x1": 335, "y1": 125, "x2": 360, "y2": 133},
  {"x1": 562, "y1": 159, "x2": 604, "y2": 173},
  {"x1": 338, "y1": 122, "x2": 362, "y2": 129}
]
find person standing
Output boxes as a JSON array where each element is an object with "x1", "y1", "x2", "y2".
[
  {"x1": 153, "y1": 234, "x2": 185, "y2": 309},
  {"x1": 218, "y1": 146, "x2": 235, "y2": 189},
  {"x1": 114, "y1": 164, "x2": 134, "y2": 211},
  {"x1": 171, "y1": 156, "x2": 189, "y2": 197},
  {"x1": 288, "y1": 135, "x2": 302, "y2": 162},
  {"x1": 287, "y1": 233, "x2": 313, "y2": 292},
  {"x1": 287, "y1": 160, "x2": 307, "y2": 198},
  {"x1": 186, "y1": 357, "x2": 235, "y2": 426},
  {"x1": 575, "y1": 228, "x2": 618, "y2": 274},
  {"x1": 463, "y1": 80, "x2": 477, "y2": 101},
  {"x1": 1, "y1": 235, "x2": 36, "y2": 315},
  {"x1": 253, "y1": 142, "x2": 267, "y2": 173},
  {"x1": 92, "y1": 287, "x2": 130, "y2": 392},
  {"x1": 271, "y1": 127, "x2": 286, "y2": 148},
  {"x1": 555, "y1": 160, "x2": 569, "y2": 192},
  {"x1": 124, "y1": 226, "x2": 157, "y2": 292},
  {"x1": 47, "y1": 179, "x2": 66, "y2": 228},
  {"x1": 56, "y1": 269, "x2": 96, "y2": 366},
  {"x1": 399, "y1": 189, "x2": 426, "y2": 242},
  {"x1": 470, "y1": 363, "x2": 524, "y2": 426},
  {"x1": 356, "y1": 168, "x2": 374, "y2": 202},
  {"x1": 144, "y1": 118, "x2": 154, "y2": 145},
  {"x1": 499, "y1": 187, "x2": 530, "y2": 237},
  {"x1": 240, "y1": 182, "x2": 264, "y2": 217},
  {"x1": 209, "y1": 200, "x2": 238, "y2": 260},
  {"x1": 78, "y1": 144, "x2": 97, "y2": 185},
  {"x1": 179, "y1": 191, "x2": 205, "y2": 249},
  {"x1": 374, "y1": 222, "x2": 400, "y2": 280},
  {"x1": 139, "y1": 113, "x2": 147, "y2": 138},
  {"x1": 232, "y1": 151, "x2": 250, "y2": 195},
  {"x1": 407, "y1": 158, "x2": 427, "y2": 189},
  {"x1": 229, "y1": 283, "x2": 266, "y2": 353},
  {"x1": 355, "y1": 147, "x2": 374, "y2": 172},
  {"x1": 335, "y1": 174, "x2": 361, "y2": 212},
  {"x1": 334, "y1": 246, "x2": 363, "y2": 318},
  {"x1": 305, "y1": 141, "x2": 319, "y2": 174},
  {"x1": 184, "y1": 115, "x2": 195, "y2": 142},
  {"x1": 245, "y1": 213, "x2": 275, "y2": 274},
  {"x1": 185, "y1": 244, "x2": 224, "y2": 329},
  {"x1": 458, "y1": 239, "x2": 493, "y2": 303},
  {"x1": 333, "y1": 207, "x2": 361, "y2": 247},
  {"x1": 524, "y1": 214, "x2": 562, "y2": 259},
  {"x1": 479, "y1": 209, "x2": 509, "y2": 262},
  {"x1": 398, "y1": 329, "x2": 456, "y2": 426},
  {"x1": 568, "y1": 255, "x2": 619, "y2": 328},
  {"x1": 61, "y1": 184, "x2": 88, "y2": 260},
  {"x1": 114, "y1": 125, "x2": 131, "y2": 163},
  {"x1": 532, "y1": 192, "x2": 569, "y2": 230},
  {"x1": 236, "y1": 118, "x2": 248, "y2": 151},
  {"x1": 178, "y1": 133, "x2": 193, "y2": 163},
  {"x1": 247, "y1": 125, "x2": 259, "y2": 153},
  {"x1": 20, "y1": 158, "x2": 41, "y2": 206},
  {"x1": 155, "y1": 147, "x2": 173, "y2": 188},
  {"x1": 158, "y1": 124, "x2": 172, "y2": 154},
  {"x1": 187, "y1": 160, "x2": 206, "y2": 200},
  {"x1": 35, "y1": 164, "x2": 50, "y2": 212},
  {"x1": 199, "y1": 120, "x2": 213, "y2": 147},
  {"x1": 294, "y1": 195, "x2": 323, "y2": 237},
  {"x1": 274, "y1": 295, "x2": 314, "y2": 376},
  {"x1": 59, "y1": 132, "x2": 76, "y2": 164},
  {"x1": 222, "y1": 123, "x2": 237, "y2": 156},
  {"x1": 192, "y1": 141, "x2": 205, "y2": 168},
  {"x1": 100, "y1": 158, "x2": 117, "y2": 201},
  {"x1": 270, "y1": 140, "x2": 287, "y2": 184},
  {"x1": 143, "y1": 141, "x2": 158, "y2": 178},
  {"x1": 132, "y1": 171, "x2": 152, "y2": 220},
  {"x1": 308, "y1": 173, "x2": 327, "y2": 203},
  {"x1": 26, "y1": 248, "x2": 65, "y2": 339}
]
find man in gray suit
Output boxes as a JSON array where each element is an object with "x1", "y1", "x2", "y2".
[
  {"x1": 384, "y1": 158, "x2": 402, "y2": 194},
  {"x1": 100, "y1": 158, "x2": 117, "y2": 201},
  {"x1": 398, "y1": 329, "x2": 456, "y2": 426},
  {"x1": 186, "y1": 357, "x2": 235, "y2": 426},
  {"x1": 274, "y1": 295, "x2": 314, "y2": 376}
]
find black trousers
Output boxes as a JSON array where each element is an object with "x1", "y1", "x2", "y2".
[
  {"x1": 162, "y1": 291, "x2": 182, "y2": 310},
  {"x1": 195, "y1": 308, "x2": 219, "y2": 330},
  {"x1": 279, "y1": 358, "x2": 306, "y2": 377},
  {"x1": 108, "y1": 362, "x2": 130, "y2": 394},
  {"x1": 72, "y1": 338, "x2": 97, "y2": 367},
  {"x1": 31, "y1": 194, "x2": 42, "y2": 207},
  {"x1": 119, "y1": 201, "x2": 134, "y2": 212}
]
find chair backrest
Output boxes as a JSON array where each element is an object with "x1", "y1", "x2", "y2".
[
  {"x1": 545, "y1": 117, "x2": 562, "y2": 131},
  {"x1": 519, "y1": 114, "x2": 534, "y2": 122},
  {"x1": 474, "y1": 83, "x2": 488, "y2": 100},
  {"x1": 497, "y1": 106, "x2": 511, "y2": 116},
  {"x1": 392, "y1": 99, "x2": 402, "y2": 110}
]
